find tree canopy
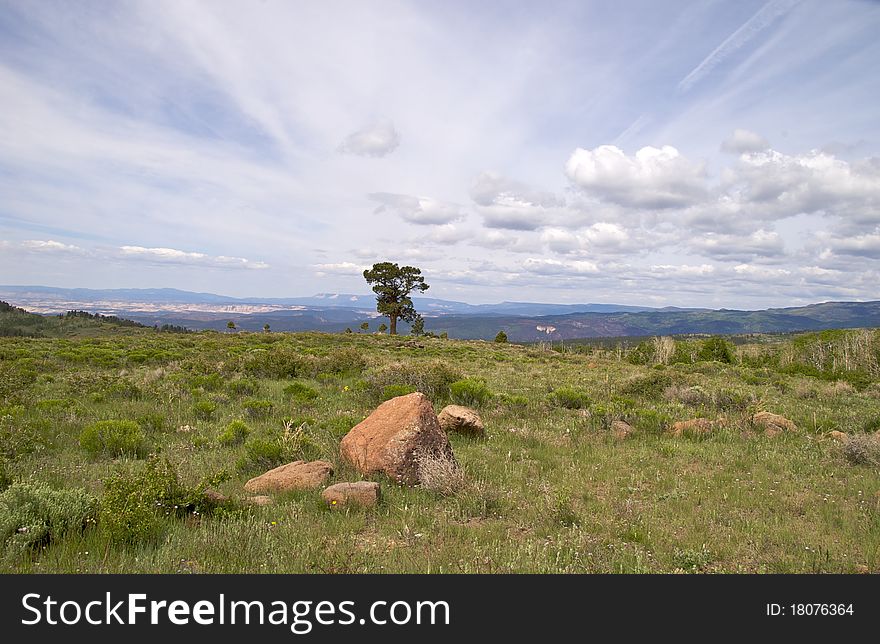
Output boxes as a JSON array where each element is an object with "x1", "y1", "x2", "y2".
[{"x1": 363, "y1": 262, "x2": 429, "y2": 335}]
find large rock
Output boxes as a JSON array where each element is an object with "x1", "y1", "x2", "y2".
[
  {"x1": 340, "y1": 392, "x2": 453, "y2": 485},
  {"x1": 752, "y1": 412, "x2": 797, "y2": 437},
  {"x1": 437, "y1": 405, "x2": 485, "y2": 436},
  {"x1": 322, "y1": 482, "x2": 381, "y2": 508},
  {"x1": 669, "y1": 418, "x2": 714, "y2": 437},
  {"x1": 244, "y1": 460, "x2": 333, "y2": 493}
]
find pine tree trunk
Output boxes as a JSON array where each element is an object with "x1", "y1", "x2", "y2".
[{"x1": 390, "y1": 316, "x2": 397, "y2": 335}]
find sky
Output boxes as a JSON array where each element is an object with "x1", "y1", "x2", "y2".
[{"x1": 1, "y1": 0, "x2": 879, "y2": 308}]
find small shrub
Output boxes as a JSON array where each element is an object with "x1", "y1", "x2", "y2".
[
  {"x1": 494, "y1": 331, "x2": 508, "y2": 343},
  {"x1": 450, "y1": 378, "x2": 493, "y2": 407},
  {"x1": 698, "y1": 337, "x2": 735, "y2": 364},
  {"x1": 548, "y1": 387, "x2": 590, "y2": 410},
  {"x1": 863, "y1": 416, "x2": 880, "y2": 433},
  {"x1": 226, "y1": 378, "x2": 259, "y2": 397},
  {"x1": 551, "y1": 491, "x2": 580, "y2": 528},
  {"x1": 192, "y1": 399, "x2": 217, "y2": 421},
  {"x1": 383, "y1": 384, "x2": 416, "y2": 400},
  {"x1": 619, "y1": 372, "x2": 674, "y2": 400},
  {"x1": 317, "y1": 348, "x2": 367, "y2": 375},
  {"x1": 137, "y1": 413, "x2": 166, "y2": 434},
  {"x1": 0, "y1": 482, "x2": 98, "y2": 555},
  {"x1": 218, "y1": 420, "x2": 250, "y2": 446},
  {"x1": 100, "y1": 457, "x2": 188, "y2": 545},
  {"x1": 237, "y1": 424, "x2": 321, "y2": 473},
  {"x1": 498, "y1": 393, "x2": 529, "y2": 408},
  {"x1": 842, "y1": 435, "x2": 880, "y2": 466},
  {"x1": 283, "y1": 382, "x2": 319, "y2": 402},
  {"x1": 663, "y1": 385, "x2": 709, "y2": 407},
  {"x1": 672, "y1": 545, "x2": 713, "y2": 572},
  {"x1": 416, "y1": 450, "x2": 465, "y2": 496},
  {"x1": 366, "y1": 360, "x2": 462, "y2": 401},
  {"x1": 99, "y1": 457, "x2": 227, "y2": 546},
  {"x1": 242, "y1": 398, "x2": 273, "y2": 419},
  {"x1": 79, "y1": 420, "x2": 146, "y2": 458}
]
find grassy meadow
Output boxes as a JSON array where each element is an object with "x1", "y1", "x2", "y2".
[{"x1": 1, "y1": 325, "x2": 879, "y2": 573}]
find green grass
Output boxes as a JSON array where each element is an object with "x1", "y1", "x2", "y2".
[{"x1": 0, "y1": 327, "x2": 878, "y2": 573}]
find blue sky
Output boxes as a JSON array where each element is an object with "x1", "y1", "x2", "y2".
[{"x1": 1, "y1": 0, "x2": 879, "y2": 306}]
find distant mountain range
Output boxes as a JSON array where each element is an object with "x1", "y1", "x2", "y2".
[{"x1": 2, "y1": 285, "x2": 879, "y2": 341}]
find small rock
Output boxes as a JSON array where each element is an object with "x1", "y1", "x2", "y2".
[
  {"x1": 322, "y1": 482, "x2": 381, "y2": 508},
  {"x1": 828, "y1": 430, "x2": 849, "y2": 443},
  {"x1": 437, "y1": 405, "x2": 485, "y2": 436},
  {"x1": 753, "y1": 411, "x2": 797, "y2": 437},
  {"x1": 177, "y1": 425, "x2": 195, "y2": 433},
  {"x1": 610, "y1": 420, "x2": 634, "y2": 440},
  {"x1": 246, "y1": 496, "x2": 273, "y2": 506},
  {"x1": 340, "y1": 392, "x2": 453, "y2": 485},
  {"x1": 203, "y1": 489, "x2": 229, "y2": 504},
  {"x1": 669, "y1": 418, "x2": 714, "y2": 437},
  {"x1": 244, "y1": 460, "x2": 334, "y2": 494}
]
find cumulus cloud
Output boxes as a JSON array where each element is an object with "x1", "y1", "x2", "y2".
[
  {"x1": 369, "y1": 192, "x2": 464, "y2": 226},
  {"x1": 118, "y1": 246, "x2": 269, "y2": 269},
  {"x1": 723, "y1": 150, "x2": 880, "y2": 226},
  {"x1": 338, "y1": 120, "x2": 400, "y2": 157},
  {"x1": 565, "y1": 145, "x2": 708, "y2": 209},
  {"x1": 816, "y1": 228, "x2": 880, "y2": 258},
  {"x1": 471, "y1": 172, "x2": 562, "y2": 230},
  {"x1": 721, "y1": 129, "x2": 770, "y2": 154},
  {"x1": 688, "y1": 229, "x2": 784, "y2": 261},
  {"x1": 540, "y1": 222, "x2": 631, "y2": 255}
]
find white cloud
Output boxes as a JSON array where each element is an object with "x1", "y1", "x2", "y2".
[
  {"x1": 689, "y1": 229, "x2": 784, "y2": 260},
  {"x1": 20, "y1": 239, "x2": 85, "y2": 253},
  {"x1": 721, "y1": 129, "x2": 769, "y2": 154},
  {"x1": 369, "y1": 192, "x2": 464, "y2": 226},
  {"x1": 522, "y1": 257, "x2": 599, "y2": 276},
  {"x1": 118, "y1": 246, "x2": 269, "y2": 269},
  {"x1": 471, "y1": 172, "x2": 562, "y2": 230},
  {"x1": 817, "y1": 228, "x2": 880, "y2": 258},
  {"x1": 540, "y1": 222, "x2": 630, "y2": 255},
  {"x1": 723, "y1": 150, "x2": 880, "y2": 227},
  {"x1": 565, "y1": 145, "x2": 708, "y2": 209},
  {"x1": 312, "y1": 262, "x2": 369, "y2": 276},
  {"x1": 650, "y1": 264, "x2": 715, "y2": 277},
  {"x1": 339, "y1": 120, "x2": 401, "y2": 157}
]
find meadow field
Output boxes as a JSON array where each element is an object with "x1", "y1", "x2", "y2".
[{"x1": 1, "y1": 323, "x2": 879, "y2": 573}]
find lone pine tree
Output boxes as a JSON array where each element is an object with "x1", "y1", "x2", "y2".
[{"x1": 363, "y1": 262, "x2": 429, "y2": 335}]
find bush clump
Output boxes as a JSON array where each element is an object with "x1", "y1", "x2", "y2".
[
  {"x1": 0, "y1": 482, "x2": 98, "y2": 556},
  {"x1": 100, "y1": 457, "x2": 223, "y2": 545},
  {"x1": 382, "y1": 384, "x2": 417, "y2": 400},
  {"x1": 619, "y1": 371, "x2": 675, "y2": 400},
  {"x1": 226, "y1": 378, "x2": 259, "y2": 397},
  {"x1": 79, "y1": 420, "x2": 147, "y2": 458},
  {"x1": 366, "y1": 360, "x2": 462, "y2": 402},
  {"x1": 237, "y1": 425, "x2": 320, "y2": 473},
  {"x1": 218, "y1": 420, "x2": 250, "y2": 446},
  {"x1": 283, "y1": 382, "x2": 319, "y2": 402},
  {"x1": 548, "y1": 387, "x2": 590, "y2": 410},
  {"x1": 192, "y1": 399, "x2": 217, "y2": 421},
  {"x1": 842, "y1": 435, "x2": 880, "y2": 467},
  {"x1": 698, "y1": 337, "x2": 735, "y2": 364},
  {"x1": 450, "y1": 378, "x2": 493, "y2": 407},
  {"x1": 242, "y1": 398, "x2": 273, "y2": 419}
]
